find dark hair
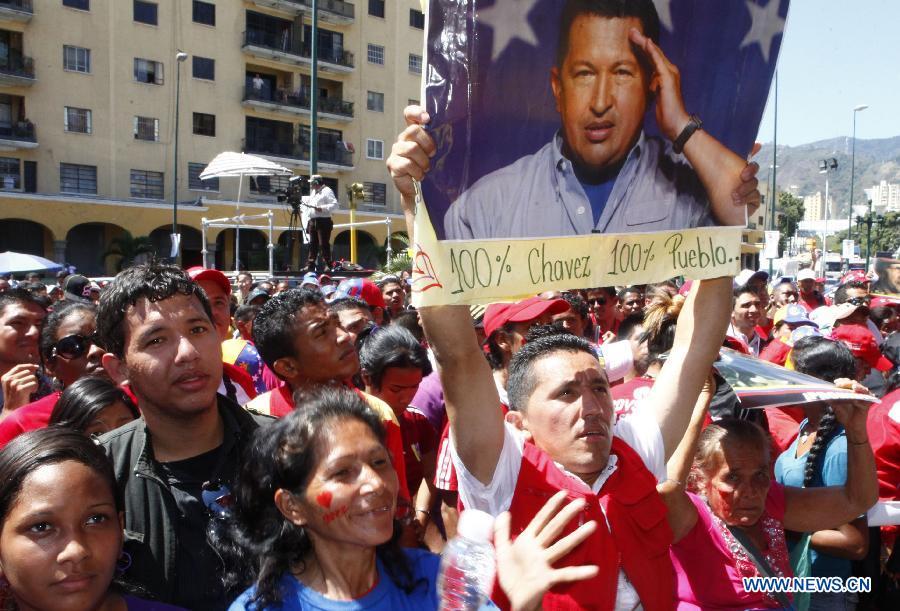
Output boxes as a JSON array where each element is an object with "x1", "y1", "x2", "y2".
[
  {"x1": 252, "y1": 288, "x2": 325, "y2": 371},
  {"x1": 0, "y1": 426, "x2": 122, "y2": 523},
  {"x1": 508, "y1": 333, "x2": 597, "y2": 412},
  {"x1": 0, "y1": 288, "x2": 44, "y2": 318},
  {"x1": 869, "y1": 306, "x2": 895, "y2": 329},
  {"x1": 49, "y1": 377, "x2": 139, "y2": 432},
  {"x1": 96, "y1": 261, "x2": 212, "y2": 358},
  {"x1": 561, "y1": 292, "x2": 590, "y2": 324},
  {"x1": 834, "y1": 281, "x2": 868, "y2": 305},
  {"x1": 792, "y1": 336, "x2": 857, "y2": 383},
  {"x1": 527, "y1": 323, "x2": 573, "y2": 342},
  {"x1": 39, "y1": 301, "x2": 97, "y2": 362},
  {"x1": 486, "y1": 323, "x2": 516, "y2": 371},
  {"x1": 556, "y1": 0, "x2": 660, "y2": 72},
  {"x1": 328, "y1": 296, "x2": 371, "y2": 314},
  {"x1": 215, "y1": 387, "x2": 419, "y2": 608},
  {"x1": 233, "y1": 304, "x2": 260, "y2": 324},
  {"x1": 587, "y1": 286, "x2": 617, "y2": 299},
  {"x1": 359, "y1": 326, "x2": 432, "y2": 389},
  {"x1": 790, "y1": 335, "x2": 857, "y2": 488},
  {"x1": 616, "y1": 312, "x2": 645, "y2": 342},
  {"x1": 376, "y1": 276, "x2": 403, "y2": 290},
  {"x1": 389, "y1": 310, "x2": 424, "y2": 343},
  {"x1": 617, "y1": 285, "x2": 643, "y2": 301},
  {"x1": 733, "y1": 284, "x2": 759, "y2": 300}
]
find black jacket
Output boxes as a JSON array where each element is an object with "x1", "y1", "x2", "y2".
[{"x1": 100, "y1": 395, "x2": 271, "y2": 609}]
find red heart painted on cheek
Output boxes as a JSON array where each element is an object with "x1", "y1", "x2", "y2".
[{"x1": 316, "y1": 491, "x2": 333, "y2": 509}]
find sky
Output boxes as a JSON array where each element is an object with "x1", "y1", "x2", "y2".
[{"x1": 755, "y1": 0, "x2": 900, "y2": 146}]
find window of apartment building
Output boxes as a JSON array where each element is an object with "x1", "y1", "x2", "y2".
[
  {"x1": 363, "y1": 181, "x2": 386, "y2": 206},
  {"x1": 133, "y1": 116, "x2": 159, "y2": 141},
  {"x1": 366, "y1": 139, "x2": 384, "y2": 160},
  {"x1": 0, "y1": 158, "x2": 20, "y2": 190},
  {"x1": 64, "y1": 107, "x2": 91, "y2": 134},
  {"x1": 63, "y1": 46, "x2": 91, "y2": 73},
  {"x1": 192, "y1": 0, "x2": 215, "y2": 26},
  {"x1": 193, "y1": 56, "x2": 215, "y2": 80},
  {"x1": 63, "y1": 0, "x2": 90, "y2": 10},
  {"x1": 134, "y1": 58, "x2": 164, "y2": 84},
  {"x1": 368, "y1": 0, "x2": 385, "y2": 18},
  {"x1": 130, "y1": 169, "x2": 164, "y2": 199},
  {"x1": 366, "y1": 91, "x2": 384, "y2": 112},
  {"x1": 408, "y1": 53, "x2": 422, "y2": 74},
  {"x1": 409, "y1": 9, "x2": 425, "y2": 29},
  {"x1": 367, "y1": 44, "x2": 384, "y2": 65},
  {"x1": 60, "y1": 163, "x2": 97, "y2": 195},
  {"x1": 250, "y1": 174, "x2": 291, "y2": 195},
  {"x1": 188, "y1": 162, "x2": 219, "y2": 191},
  {"x1": 134, "y1": 1, "x2": 158, "y2": 26},
  {"x1": 193, "y1": 112, "x2": 216, "y2": 137}
]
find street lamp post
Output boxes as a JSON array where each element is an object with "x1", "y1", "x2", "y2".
[
  {"x1": 818, "y1": 158, "x2": 838, "y2": 276},
  {"x1": 848, "y1": 104, "x2": 868, "y2": 244},
  {"x1": 172, "y1": 51, "x2": 189, "y2": 262}
]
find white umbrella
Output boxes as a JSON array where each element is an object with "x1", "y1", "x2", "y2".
[
  {"x1": 0, "y1": 251, "x2": 63, "y2": 274},
  {"x1": 199, "y1": 152, "x2": 293, "y2": 272}
]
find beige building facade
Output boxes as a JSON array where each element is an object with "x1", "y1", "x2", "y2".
[{"x1": 0, "y1": 0, "x2": 423, "y2": 275}]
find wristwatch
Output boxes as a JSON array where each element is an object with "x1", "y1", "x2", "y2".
[{"x1": 672, "y1": 114, "x2": 703, "y2": 154}]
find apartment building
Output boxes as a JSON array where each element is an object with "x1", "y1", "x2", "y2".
[{"x1": 0, "y1": 0, "x2": 424, "y2": 274}]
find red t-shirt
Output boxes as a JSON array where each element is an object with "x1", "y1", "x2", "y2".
[
  {"x1": 611, "y1": 376, "x2": 655, "y2": 422},
  {"x1": 399, "y1": 407, "x2": 438, "y2": 499},
  {"x1": 435, "y1": 403, "x2": 509, "y2": 493},
  {"x1": 868, "y1": 389, "x2": 900, "y2": 502},
  {"x1": 766, "y1": 406, "x2": 805, "y2": 457},
  {"x1": 0, "y1": 391, "x2": 62, "y2": 449},
  {"x1": 759, "y1": 339, "x2": 792, "y2": 367}
]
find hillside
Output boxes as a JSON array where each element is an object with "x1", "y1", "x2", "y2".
[{"x1": 755, "y1": 135, "x2": 900, "y2": 214}]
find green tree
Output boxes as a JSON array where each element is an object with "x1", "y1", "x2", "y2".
[
  {"x1": 833, "y1": 211, "x2": 900, "y2": 260},
  {"x1": 776, "y1": 192, "x2": 805, "y2": 255},
  {"x1": 102, "y1": 232, "x2": 157, "y2": 272}
]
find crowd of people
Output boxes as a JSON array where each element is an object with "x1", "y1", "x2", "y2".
[{"x1": 0, "y1": 257, "x2": 898, "y2": 611}]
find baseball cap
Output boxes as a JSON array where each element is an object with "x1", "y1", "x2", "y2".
[
  {"x1": 321, "y1": 284, "x2": 337, "y2": 300},
  {"x1": 483, "y1": 296, "x2": 570, "y2": 338},
  {"x1": 62, "y1": 274, "x2": 92, "y2": 303},
  {"x1": 840, "y1": 270, "x2": 868, "y2": 285},
  {"x1": 301, "y1": 272, "x2": 319, "y2": 288},
  {"x1": 881, "y1": 333, "x2": 900, "y2": 369},
  {"x1": 599, "y1": 340, "x2": 633, "y2": 383},
  {"x1": 871, "y1": 295, "x2": 900, "y2": 309},
  {"x1": 789, "y1": 325, "x2": 821, "y2": 345},
  {"x1": 797, "y1": 269, "x2": 817, "y2": 282},
  {"x1": 187, "y1": 266, "x2": 231, "y2": 297},
  {"x1": 830, "y1": 324, "x2": 893, "y2": 371},
  {"x1": 334, "y1": 278, "x2": 386, "y2": 309},
  {"x1": 310, "y1": 174, "x2": 323, "y2": 183},
  {"x1": 773, "y1": 304, "x2": 817, "y2": 328},
  {"x1": 734, "y1": 269, "x2": 769, "y2": 288},
  {"x1": 246, "y1": 288, "x2": 270, "y2": 305}
]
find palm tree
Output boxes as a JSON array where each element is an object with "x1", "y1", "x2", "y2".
[{"x1": 102, "y1": 232, "x2": 157, "y2": 272}]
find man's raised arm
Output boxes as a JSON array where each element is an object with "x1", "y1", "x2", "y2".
[
  {"x1": 648, "y1": 276, "x2": 732, "y2": 459},
  {"x1": 419, "y1": 306, "x2": 506, "y2": 485},
  {"x1": 629, "y1": 29, "x2": 760, "y2": 226}
]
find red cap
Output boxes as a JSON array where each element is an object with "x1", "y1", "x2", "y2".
[
  {"x1": 841, "y1": 270, "x2": 869, "y2": 285},
  {"x1": 830, "y1": 324, "x2": 893, "y2": 371},
  {"x1": 335, "y1": 278, "x2": 386, "y2": 309},
  {"x1": 187, "y1": 266, "x2": 231, "y2": 297},
  {"x1": 483, "y1": 296, "x2": 570, "y2": 338},
  {"x1": 871, "y1": 295, "x2": 900, "y2": 309}
]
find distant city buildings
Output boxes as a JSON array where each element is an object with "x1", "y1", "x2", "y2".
[
  {"x1": 802, "y1": 191, "x2": 833, "y2": 221},
  {"x1": 864, "y1": 180, "x2": 900, "y2": 213}
]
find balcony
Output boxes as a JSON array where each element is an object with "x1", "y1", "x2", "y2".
[
  {"x1": 0, "y1": 120, "x2": 36, "y2": 150},
  {"x1": 243, "y1": 136, "x2": 354, "y2": 172},
  {"x1": 242, "y1": 30, "x2": 354, "y2": 74},
  {"x1": 242, "y1": 86, "x2": 353, "y2": 122},
  {"x1": 0, "y1": 50, "x2": 34, "y2": 86},
  {"x1": 0, "y1": 0, "x2": 33, "y2": 22},
  {"x1": 247, "y1": 0, "x2": 354, "y2": 25}
]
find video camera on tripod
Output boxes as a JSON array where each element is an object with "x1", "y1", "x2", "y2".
[{"x1": 275, "y1": 175, "x2": 305, "y2": 213}]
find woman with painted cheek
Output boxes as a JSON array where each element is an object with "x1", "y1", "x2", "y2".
[
  {"x1": 0, "y1": 427, "x2": 185, "y2": 610},
  {"x1": 660, "y1": 408, "x2": 878, "y2": 611}
]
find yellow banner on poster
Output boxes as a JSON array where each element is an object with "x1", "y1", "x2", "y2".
[{"x1": 410, "y1": 196, "x2": 742, "y2": 307}]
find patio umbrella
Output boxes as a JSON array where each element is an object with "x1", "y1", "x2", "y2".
[
  {"x1": 199, "y1": 152, "x2": 293, "y2": 272},
  {"x1": 714, "y1": 348, "x2": 879, "y2": 410},
  {"x1": 0, "y1": 251, "x2": 63, "y2": 275}
]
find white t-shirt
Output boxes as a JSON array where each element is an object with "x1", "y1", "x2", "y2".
[{"x1": 449, "y1": 407, "x2": 666, "y2": 611}]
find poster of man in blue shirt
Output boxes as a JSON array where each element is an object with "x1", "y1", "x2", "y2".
[{"x1": 388, "y1": 0, "x2": 787, "y2": 241}]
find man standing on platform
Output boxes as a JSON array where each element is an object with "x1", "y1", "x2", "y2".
[{"x1": 306, "y1": 175, "x2": 337, "y2": 273}]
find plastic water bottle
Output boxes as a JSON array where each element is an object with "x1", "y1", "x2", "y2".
[{"x1": 438, "y1": 509, "x2": 496, "y2": 611}]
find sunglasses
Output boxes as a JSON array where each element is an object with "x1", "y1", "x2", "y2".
[
  {"x1": 202, "y1": 480, "x2": 235, "y2": 519},
  {"x1": 51, "y1": 333, "x2": 100, "y2": 360},
  {"x1": 588, "y1": 298, "x2": 608, "y2": 307},
  {"x1": 846, "y1": 296, "x2": 872, "y2": 307}
]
